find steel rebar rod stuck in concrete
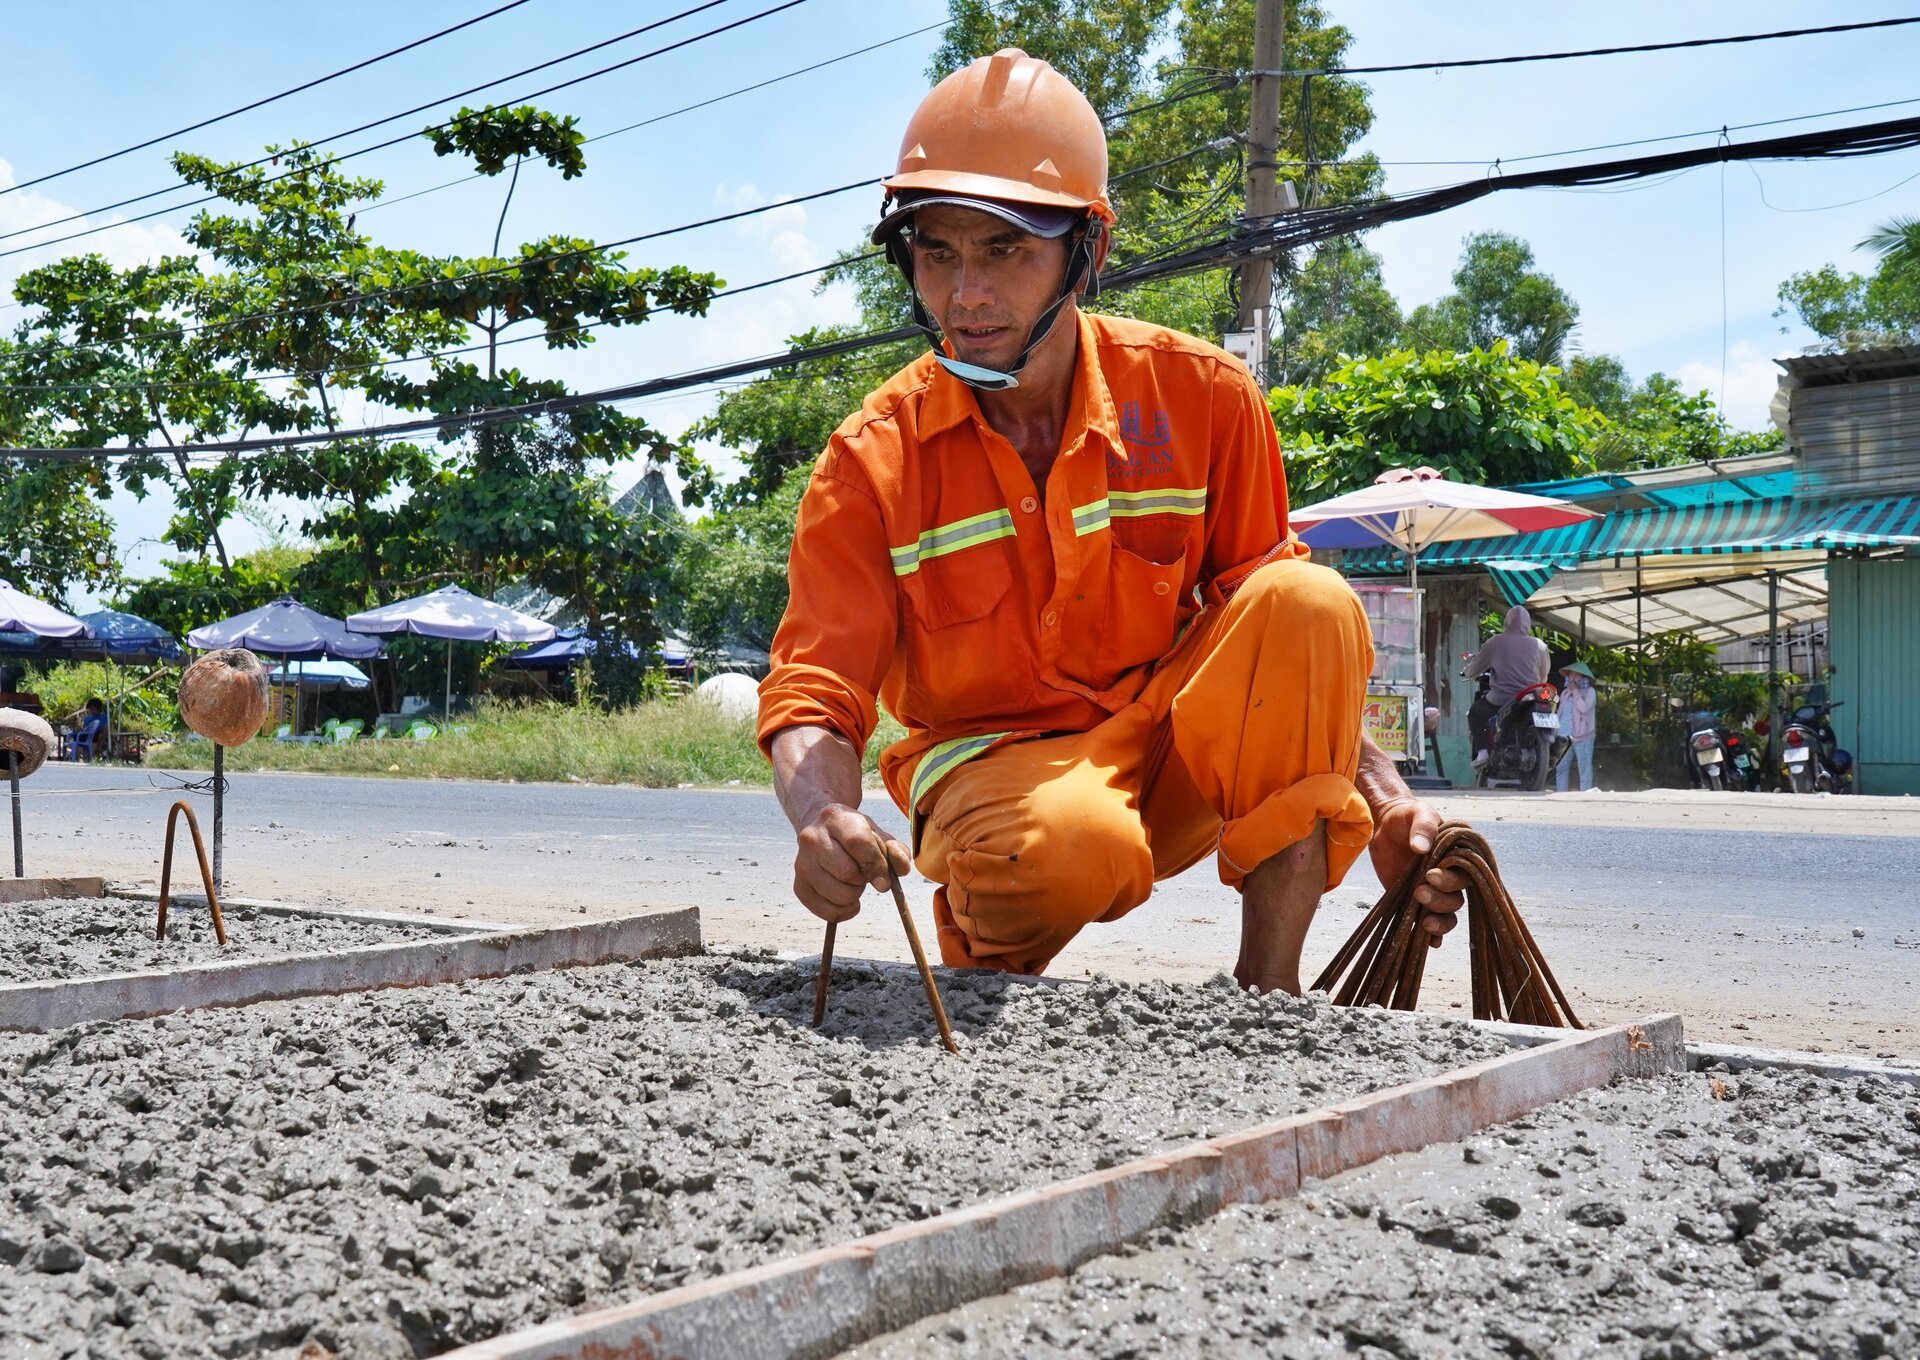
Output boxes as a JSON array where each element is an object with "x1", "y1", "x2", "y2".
[
  {"x1": 156, "y1": 800, "x2": 227, "y2": 946},
  {"x1": 1312, "y1": 820, "x2": 1581, "y2": 1028},
  {"x1": 7, "y1": 751, "x2": 19, "y2": 879},
  {"x1": 812, "y1": 851, "x2": 960, "y2": 1054}
]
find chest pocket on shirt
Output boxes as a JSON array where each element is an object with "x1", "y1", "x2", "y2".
[
  {"x1": 898, "y1": 544, "x2": 1030, "y2": 724},
  {"x1": 1061, "y1": 524, "x2": 1195, "y2": 690}
]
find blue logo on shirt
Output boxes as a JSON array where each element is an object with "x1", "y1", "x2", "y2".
[{"x1": 1119, "y1": 402, "x2": 1171, "y2": 447}]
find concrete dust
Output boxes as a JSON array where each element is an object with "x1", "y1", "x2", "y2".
[
  {"x1": 0, "y1": 897, "x2": 447, "y2": 985},
  {"x1": 0, "y1": 953, "x2": 1503, "y2": 1359},
  {"x1": 851, "y1": 1067, "x2": 1920, "y2": 1360}
]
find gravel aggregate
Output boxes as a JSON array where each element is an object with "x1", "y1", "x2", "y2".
[
  {"x1": 0, "y1": 951, "x2": 1504, "y2": 1359},
  {"x1": 850, "y1": 1066, "x2": 1920, "y2": 1360},
  {"x1": 0, "y1": 897, "x2": 448, "y2": 984}
]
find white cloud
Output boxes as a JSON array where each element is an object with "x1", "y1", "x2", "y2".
[
  {"x1": 0, "y1": 155, "x2": 198, "y2": 303},
  {"x1": 1674, "y1": 341, "x2": 1784, "y2": 434},
  {"x1": 714, "y1": 179, "x2": 826, "y2": 273}
]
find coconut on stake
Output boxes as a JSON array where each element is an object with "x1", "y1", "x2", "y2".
[{"x1": 178, "y1": 648, "x2": 269, "y2": 894}]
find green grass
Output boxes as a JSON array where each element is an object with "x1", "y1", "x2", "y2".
[{"x1": 149, "y1": 699, "x2": 909, "y2": 788}]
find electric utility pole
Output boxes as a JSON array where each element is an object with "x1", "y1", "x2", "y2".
[{"x1": 1235, "y1": 0, "x2": 1293, "y2": 385}]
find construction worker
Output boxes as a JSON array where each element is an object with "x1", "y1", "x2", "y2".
[{"x1": 757, "y1": 50, "x2": 1468, "y2": 992}]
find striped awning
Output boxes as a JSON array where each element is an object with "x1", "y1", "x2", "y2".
[
  {"x1": 1585, "y1": 497, "x2": 1805, "y2": 557},
  {"x1": 1761, "y1": 494, "x2": 1920, "y2": 550}
]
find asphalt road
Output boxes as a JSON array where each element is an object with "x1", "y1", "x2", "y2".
[{"x1": 14, "y1": 763, "x2": 1919, "y2": 1061}]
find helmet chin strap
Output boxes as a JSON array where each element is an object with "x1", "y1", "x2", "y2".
[{"x1": 885, "y1": 219, "x2": 1104, "y2": 393}]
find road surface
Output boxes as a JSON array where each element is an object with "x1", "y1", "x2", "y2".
[{"x1": 14, "y1": 763, "x2": 1918, "y2": 1061}]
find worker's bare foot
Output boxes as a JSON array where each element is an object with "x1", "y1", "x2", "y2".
[{"x1": 1235, "y1": 821, "x2": 1327, "y2": 994}]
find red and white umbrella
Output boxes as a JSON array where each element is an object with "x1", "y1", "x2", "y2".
[{"x1": 1289, "y1": 467, "x2": 1599, "y2": 588}]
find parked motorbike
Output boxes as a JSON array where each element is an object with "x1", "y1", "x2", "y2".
[
  {"x1": 1779, "y1": 693, "x2": 1853, "y2": 794},
  {"x1": 1469, "y1": 671, "x2": 1563, "y2": 791},
  {"x1": 1683, "y1": 709, "x2": 1730, "y2": 791},
  {"x1": 1719, "y1": 725, "x2": 1763, "y2": 791}
]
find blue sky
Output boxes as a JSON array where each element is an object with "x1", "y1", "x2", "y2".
[{"x1": 2, "y1": 0, "x2": 1916, "y2": 603}]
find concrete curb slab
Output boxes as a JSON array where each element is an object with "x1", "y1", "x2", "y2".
[
  {"x1": 0, "y1": 906, "x2": 701, "y2": 1032},
  {"x1": 1689, "y1": 1040, "x2": 1920, "y2": 1087},
  {"x1": 0, "y1": 876, "x2": 106, "y2": 903},
  {"x1": 443, "y1": 1013, "x2": 1683, "y2": 1360}
]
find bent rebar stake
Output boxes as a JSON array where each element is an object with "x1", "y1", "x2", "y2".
[
  {"x1": 156, "y1": 800, "x2": 227, "y2": 946},
  {"x1": 811, "y1": 848, "x2": 959, "y2": 1055}
]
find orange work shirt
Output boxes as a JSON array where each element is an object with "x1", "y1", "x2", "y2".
[{"x1": 756, "y1": 310, "x2": 1306, "y2": 816}]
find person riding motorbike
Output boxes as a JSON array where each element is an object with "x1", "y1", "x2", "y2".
[{"x1": 1463, "y1": 606, "x2": 1549, "y2": 768}]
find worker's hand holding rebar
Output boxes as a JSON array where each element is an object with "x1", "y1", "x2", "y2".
[
  {"x1": 1368, "y1": 799, "x2": 1468, "y2": 947},
  {"x1": 792, "y1": 804, "x2": 912, "y2": 923}
]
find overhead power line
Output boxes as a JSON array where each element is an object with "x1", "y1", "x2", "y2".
[
  {"x1": 0, "y1": 0, "x2": 809, "y2": 259},
  {"x1": 9, "y1": 78, "x2": 1229, "y2": 371},
  {"x1": 1279, "y1": 15, "x2": 1920, "y2": 78},
  {"x1": 0, "y1": 0, "x2": 535, "y2": 199},
  {"x1": 12, "y1": 107, "x2": 1919, "y2": 464},
  {"x1": 3, "y1": 122, "x2": 1217, "y2": 390}
]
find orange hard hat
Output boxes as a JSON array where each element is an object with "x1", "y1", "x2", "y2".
[{"x1": 874, "y1": 48, "x2": 1114, "y2": 241}]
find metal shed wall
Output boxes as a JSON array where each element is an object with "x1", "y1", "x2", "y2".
[{"x1": 1827, "y1": 555, "x2": 1920, "y2": 795}]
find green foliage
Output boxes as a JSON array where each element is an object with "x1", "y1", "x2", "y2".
[
  {"x1": 25, "y1": 660, "x2": 178, "y2": 735},
  {"x1": 1775, "y1": 212, "x2": 1920, "y2": 351},
  {"x1": 0, "y1": 462, "x2": 117, "y2": 604},
  {"x1": 117, "y1": 549, "x2": 316, "y2": 641},
  {"x1": 1271, "y1": 238, "x2": 1403, "y2": 387},
  {"x1": 1577, "y1": 631, "x2": 1790, "y2": 786},
  {"x1": 1270, "y1": 344, "x2": 1602, "y2": 501},
  {"x1": 429, "y1": 105, "x2": 586, "y2": 179},
  {"x1": 661, "y1": 465, "x2": 806, "y2": 660},
  {"x1": 5, "y1": 109, "x2": 716, "y2": 665},
  {"x1": 1586, "y1": 373, "x2": 1783, "y2": 472},
  {"x1": 1401, "y1": 232, "x2": 1579, "y2": 365}
]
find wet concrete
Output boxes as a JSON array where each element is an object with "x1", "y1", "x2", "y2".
[
  {"x1": 0, "y1": 952, "x2": 1504, "y2": 1359},
  {"x1": 0, "y1": 897, "x2": 447, "y2": 985},
  {"x1": 851, "y1": 1066, "x2": 1920, "y2": 1360}
]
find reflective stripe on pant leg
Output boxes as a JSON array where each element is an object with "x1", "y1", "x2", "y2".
[{"x1": 913, "y1": 722, "x2": 1155, "y2": 976}]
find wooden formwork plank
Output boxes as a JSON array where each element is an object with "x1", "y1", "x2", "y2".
[{"x1": 0, "y1": 906, "x2": 702, "y2": 1032}]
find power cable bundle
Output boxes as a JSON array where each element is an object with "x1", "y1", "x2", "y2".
[{"x1": 1310, "y1": 821, "x2": 1583, "y2": 1028}]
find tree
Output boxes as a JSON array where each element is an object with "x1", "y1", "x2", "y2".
[
  {"x1": 1401, "y1": 232, "x2": 1580, "y2": 365},
  {"x1": 0, "y1": 355, "x2": 117, "y2": 603},
  {"x1": 1269, "y1": 344, "x2": 1603, "y2": 501},
  {"x1": 659, "y1": 464, "x2": 807, "y2": 660},
  {"x1": 1775, "y1": 213, "x2": 1920, "y2": 351},
  {"x1": 6, "y1": 107, "x2": 717, "y2": 660},
  {"x1": 1271, "y1": 237, "x2": 1403, "y2": 386},
  {"x1": 1585, "y1": 373, "x2": 1782, "y2": 472}
]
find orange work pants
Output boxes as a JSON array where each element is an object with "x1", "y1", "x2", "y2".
[{"x1": 914, "y1": 558, "x2": 1375, "y2": 976}]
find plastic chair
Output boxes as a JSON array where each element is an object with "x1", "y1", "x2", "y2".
[
  {"x1": 69, "y1": 717, "x2": 107, "y2": 762},
  {"x1": 273, "y1": 724, "x2": 294, "y2": 742},
  {"x1": 406, "y1": 721, "x2": 438, "y2": 741},
  {"x1": 331, "y1": 719, "x2": 364, "y2": 743}
]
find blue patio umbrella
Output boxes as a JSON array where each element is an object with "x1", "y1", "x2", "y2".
[
  {"x1": 190, "y1": 597, "x2": 382, "y2": 735},
  {"x1": 64, "y1": 610, "x2": 184, "y2": 663}
]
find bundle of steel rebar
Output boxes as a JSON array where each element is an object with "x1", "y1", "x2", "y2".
[{"x1": 1311, "y1": 820, "x2": 1582, "y2": 1028}]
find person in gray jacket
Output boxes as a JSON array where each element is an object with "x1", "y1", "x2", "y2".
[{"x1": 1463, "y1": 605, "x2": 1550, "y2": 767}]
